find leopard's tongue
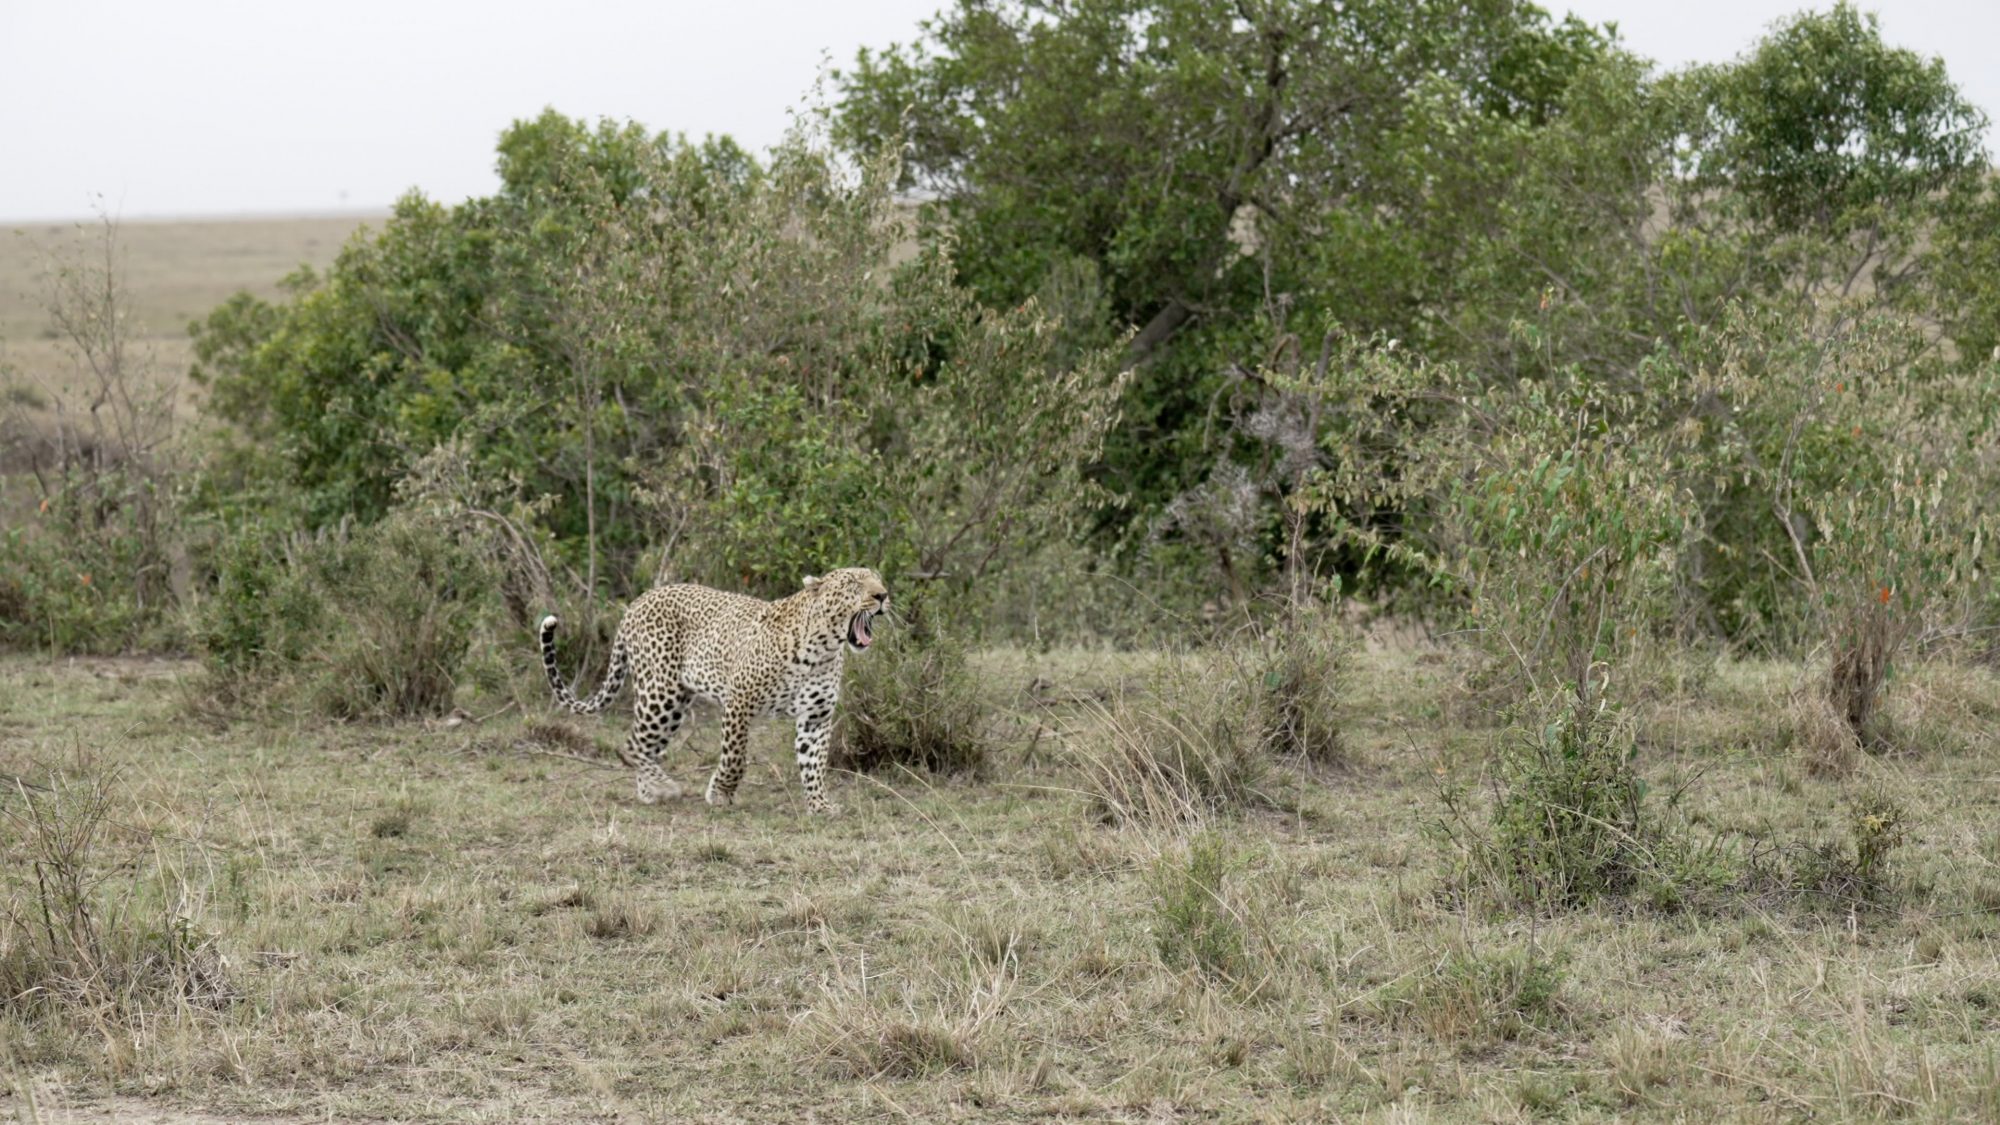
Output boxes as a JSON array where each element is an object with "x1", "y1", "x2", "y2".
[{"x1": 855, "y1": 612, "x2": 874, "y2": 647}]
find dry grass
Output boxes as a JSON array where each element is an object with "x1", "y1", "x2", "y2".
[
  {"x1": 1067, "y1": 653, "x2": 1269, "y2": 826},
  {"x1": 1791, "y1": 685, "x2": 1864, "y2": 777},
  {"x1": 0, "y1": 213, "x2": 379, "y2": 340},
  {"x1": 2, "y1": 646, "x2": 1999, "y2": 1121}
]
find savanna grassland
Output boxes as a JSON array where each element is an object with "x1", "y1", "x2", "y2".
[
  {"x1": 9, "y1": 3, "x2": 2000, "y2": 1121},
  {"x1": 5, "y1": 640, "x2": 2000, "y2": 1123}
]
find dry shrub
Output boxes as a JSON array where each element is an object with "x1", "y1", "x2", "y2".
[
  {"x1": 1787, "y1": 654, "x2": 1987, "y2": 774},
  {"x1": 1070, "y1": 656, "x2": 1266, "y2": 827},
  {"x1": 0, "y1": 215, "x2": 189, "y2": 656},
  {"x1": 1745, "y1": 791, "x2": 1909, "y2": 909},
  {"x1": 1249, "y1": 605, "x2": 1351, "y2": 766},
  {"x1": 835, "y1": 629, "x2": 991, "y2": 776},
  {"x1": 1826, "y1": 604, "x2": 1911, "y2": 749},
  {"x1": 0, "y1": 762, "x2": 233, "y2": 1022}
]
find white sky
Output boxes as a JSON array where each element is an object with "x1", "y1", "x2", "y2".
[{"x1": 3, "y1": 0, "x2": 1995, "y2": 222}]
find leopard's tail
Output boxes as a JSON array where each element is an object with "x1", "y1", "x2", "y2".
[{"x1": 538, "y1": 615, "x2": 629, "y2": 714}]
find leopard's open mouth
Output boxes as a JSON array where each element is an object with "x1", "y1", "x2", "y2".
[{"x1": 847, "y1": 608, "x2": 877, "y2": 650}]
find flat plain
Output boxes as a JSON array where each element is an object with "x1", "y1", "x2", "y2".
[
  {"x1": 1, "y1": 214, "x2": 378, "y2": 462},
  {"x1": 4, "y1": 644, "x2": 2000, "y2": 1123}
]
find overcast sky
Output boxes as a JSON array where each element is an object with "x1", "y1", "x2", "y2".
[{"x1": 4, "y1": 0, "x2": 1995, "y2": 222}]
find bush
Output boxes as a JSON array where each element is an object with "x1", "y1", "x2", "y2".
[
  {"x1": 1249, "y1": 604, "x2": 1351, "y2": 766},
  {"x1": 309, "y1": 518, "x2": 491, "y2": 719},
  {"x1": 835, "y1": 627, "x2": 991, "y2": 776},
  {"x1": 0, "y1": 215, "x2": 190, "y2": 656},
  {"x1": 0, "y1": 479, "x2": 185, "y2": 655},
  {"x1": 192, "y1": 112, "x2": 1126, "y2": 611},
  {"x1": 197, "y1": 514, "x2": 494, "y2": 719},
  {"x1": 1747, "y1": 791, "x2": 1909, "y2": 909},
  {"x1": 1072, "y1": 656, "x2": 1266, "y2": 827},
  {"x1": 196, "y1": 524, "x2": 325, "y2": 675},
  {"x1": 1708, "y1": 307, "x2": 1999, "y2": 736},
  {"x1": 1277, "y1": 332, "x2": 1692, "y2": 705},
  {"x1": 1434, "y1": 693, "x2": 1726, "y2": 909}
]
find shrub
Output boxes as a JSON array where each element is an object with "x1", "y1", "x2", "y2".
[
  {"x1": 1434, "y1": 693, "x2": 1726, "y2": 909},
  {"x1": 0, "y1": 479, "x2": 185, "y2": 655},
  {"x1": 1071, "y1": 656, "x2": 1266, "y2": 827},
  {"x1": 308, "y1": 518, "x2": 491, "y2": 719},
  {"x1": 1431, "y1": 376, "x2": 1693, "y2": 704},
  {"x1": 1249, "y1": 603, "x2": 1351, "y2": 766},
  {"x1": 192, "y1": 112, "x2": 1126, "y2": 611},
  {"x1": 197, "y1": 514, "x2": 494, "y2": 719},
  {"x1": 1277, "y1": 332, "x2": 1693, "y2": 705},
  {"x1": 835, "y1": 627, "x2": 991, "y2": 776},
  {"x1": 1148, "y1": 833, "x2": 1250, "y2": 983},
  {"x1": 1709, "y1": 307, "x2": 1998, "y2": 741},
  {"x1": 1748, "y1": 791, "x2": 1909, "y2": 909},
  {"x1": 0, "y1": 215, "x2": 189, "y2": 656},
  {"x1": 195, "y1": 524, "x2": 325, "y2": 675}
]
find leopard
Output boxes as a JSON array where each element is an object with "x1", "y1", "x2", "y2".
[{"x1": 537, "y1": 567, "x2": 889, "y2": 814}]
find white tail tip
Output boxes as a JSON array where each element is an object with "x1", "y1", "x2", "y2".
[{"x1": 540, "y1": 615, "x2": 559, "y2": 631}]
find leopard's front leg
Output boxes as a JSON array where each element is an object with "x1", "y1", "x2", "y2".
[{"x1": 794, "y1": 713, "x2": 836, "y2": 815}]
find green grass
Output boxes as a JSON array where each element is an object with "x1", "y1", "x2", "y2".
[{"x1": 3, "y1": 646, "x2": 2000, "y2": 1121}]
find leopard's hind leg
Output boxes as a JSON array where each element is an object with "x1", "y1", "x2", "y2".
[
  {"x1": 627, "y1": 685, "x2": 692, "y2": 804},
  {"x1": 705, "y1": 703, "x2": 754, "y2": 807}
]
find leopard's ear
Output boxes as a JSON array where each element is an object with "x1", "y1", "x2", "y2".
[{"x1": 801, "y1": 574, "x2": 821, "y2": 589}]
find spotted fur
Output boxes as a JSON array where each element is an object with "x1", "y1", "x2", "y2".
[{"x1": 537, "y1": 567, "x2": 889, "y2": 814}]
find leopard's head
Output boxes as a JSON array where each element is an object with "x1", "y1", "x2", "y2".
[{"x1": 798, "y1": 567, "x2": 890, "y2": 652}]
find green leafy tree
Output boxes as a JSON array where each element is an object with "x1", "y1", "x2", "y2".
[
  {"x1": 191, "y1": 110, "x2": 1127, "y2": 627},
  {"x1": 1676, "y1": 4, "x2": 1986, "y2": 248},
  {"x1": 838, "y1": 0, "x2": 1613, "y2": 510}
]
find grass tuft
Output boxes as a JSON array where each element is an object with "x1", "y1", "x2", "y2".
[
  {"x1": 367, "y1": 796, "x2": 425, "y2": 840},
  {"x1": 1375, "y1": 945, "x2": 1567, "y2": 1046},
  {"x1": 1070, "y1": 657, "x2": 1265, "y2": 827},
  {"x1": 1249, "y1": 605, "x2": 1351, "y2": 766},
  {"x1": 583, "y1": 892, "x2": 660, "y2": 941},
  {"x1": 1148, "y1": 833, "x2": 1251, "y2": 983},
  {"x1": 0, "y1": 760, "x2": 235, "y2": 1022}
]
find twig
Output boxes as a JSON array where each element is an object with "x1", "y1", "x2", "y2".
[{"x1": 521, "y1": 745, "x2": 618, "y2": 768}]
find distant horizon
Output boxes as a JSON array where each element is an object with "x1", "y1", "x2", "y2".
[{"x1": 2, "y1": 205, "x2": 395, "y2": 228}]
